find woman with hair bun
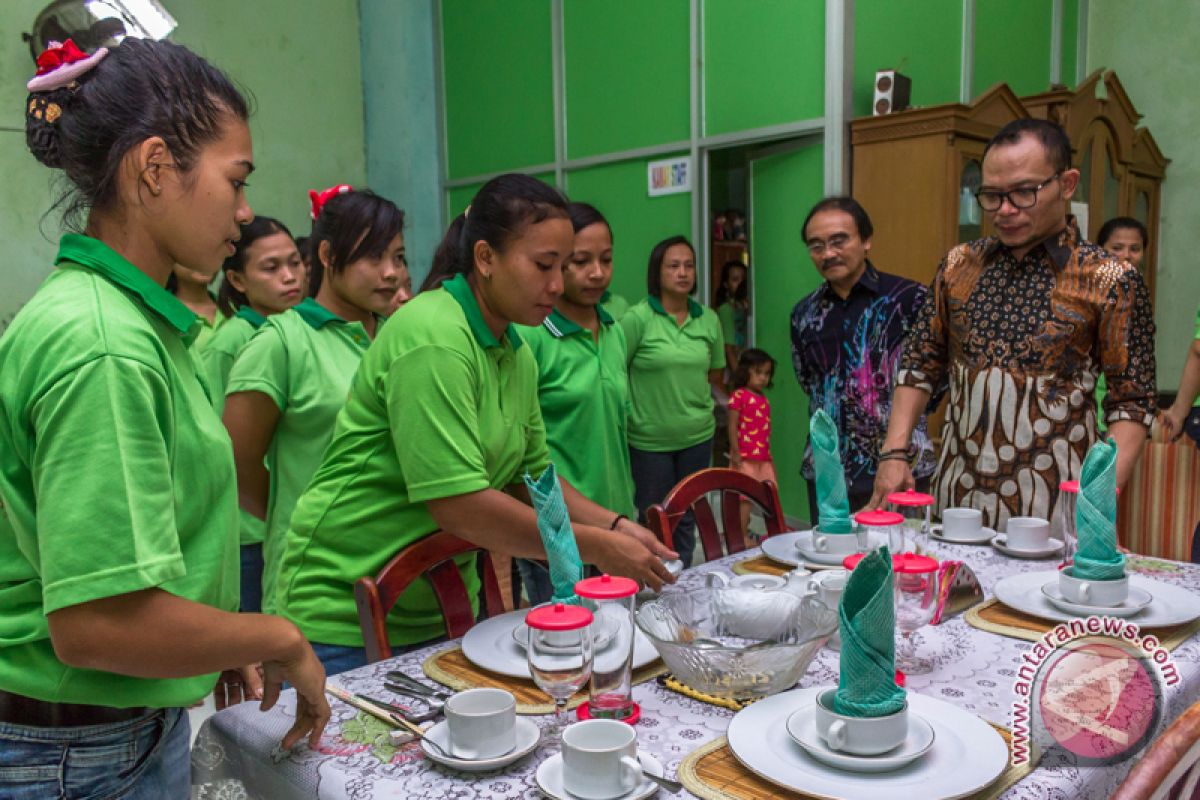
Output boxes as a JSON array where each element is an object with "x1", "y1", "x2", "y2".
[
  {"x1": 222, "y1": 186, "x2": 407, "y2": 615},
  {"x1": 0, "y1": 38, "x2": 328, "y2": 797},
  {"x1": 275, "y1": 174, "x2": 677, "y2": 675}
]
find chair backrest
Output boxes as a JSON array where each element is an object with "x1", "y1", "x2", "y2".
[
  {"x1": 1111, "y1": 698, "x2": 1200, "y2": 800},
  {"x1": 354, "y1": 531, "x2": 505, "y2": 663},
  {"x1": 646, "y1": 467, "x2": 788, "y2": 563}
]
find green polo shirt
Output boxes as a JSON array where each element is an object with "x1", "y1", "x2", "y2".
[
  {"x1": 202, "y1": 306, "x2": 268, "y2": 546},
  {"x1": 277, "y1": 273, "x2": 550, "y2": 646},
  {"x1": 203, "y1": 306, "x2": 266, "y2": 417},
  {"x1": 621, "y1": 296, "x2": 726, "y2": 451},
  {"x1": 225, "y1": 298, "x2": 371, "y2": 613},
  {"x1": 600, "y1": 290, "x2": 630, "y2": 321},
  {"x1": 0, "y1": 234, "x2": 239, "y2": 708},
  {"x1": 192, "y1": 303, "x2": 227, "y2": 353},
  {"x1": 519, "y1": 307, "x2": 636, "y2": 517}
]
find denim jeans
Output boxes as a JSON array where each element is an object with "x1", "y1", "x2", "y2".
[
  {"x1": 514, "y1": 558, "x2": 555, "y2": 606},
  {"x1": 630, "y1": 438, "x2": 713, "y2": 568},
  {"x1": 0, "y1": 706, "x2": 190, "y2": 799},
  {"x1": 239, "y1": 542, "x2": 265, "y2": 612}
]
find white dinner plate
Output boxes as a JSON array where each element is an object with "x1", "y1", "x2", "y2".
[
  {"x1": 930, "y1": 524, "x2": 997, "y2": 545},
  {"x1": 535, "y1": 751, "x2": 663, "y2": 800},
  {"x1": 990, "y1": 534, "x2": 1065, "y2": 560},
  {"x1": 726, "y1": 686, "x2": 1007, "y2": 800},
  {"x1": 461, "y1": 608, "x2": 659, "y2": 679},
  {"x1": 419, "y1": 716, "x2": 541, "y2": 772},
  {"x1": 786, "y1": 704, "x2": 936, "y2": 773},
  {"x1": 760, "y1": 530, "x2": 886, "y2": 568},
  {"x1": 1040, "y1": 581, "x2": 1154, "y2": 618},
  {"x1": 992, "y1": 570, "x2": 1200, "y2": 627}
]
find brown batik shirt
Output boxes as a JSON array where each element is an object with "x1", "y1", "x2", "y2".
[{"x1": 896, "y1": 220, "x2": 1156, "y2": 531}]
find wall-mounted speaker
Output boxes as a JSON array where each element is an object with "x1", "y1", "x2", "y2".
[{"x1": 873, "y1": 70, "x2": 912, "y2": 116}]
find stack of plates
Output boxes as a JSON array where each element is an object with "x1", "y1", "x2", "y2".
[{"x1": 992, "y1": 571, "x2": 1199, "y2": 626}]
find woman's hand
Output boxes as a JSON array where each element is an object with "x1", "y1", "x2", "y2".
[
  {"x1": 1160, "y1": 406, "x2": 1187, "y2": 442},
  {"x1": 214, "y1": 664, "x2": 264, "y2": 710},
  {"x1": 261, "y1": 640, "x2": 331, "y2": 750},
  {"x1": 587, "y1": 523, "x2": 677, "y2": 592}
]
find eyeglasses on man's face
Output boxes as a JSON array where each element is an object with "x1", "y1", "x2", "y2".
[
  {"x1": 806, "y1": 232, "x2": 855, "y2": 256},
  {"x1": 975, "y1": 172, "x2": 1061, "y2": 212}
]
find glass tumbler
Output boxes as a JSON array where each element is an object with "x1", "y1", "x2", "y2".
[
  {"x1": 887, "y1": 490, "x2": 934, "y2": 555},
  {"x1": 575, "y1": 574, "x2": 640, "y2": 723},
  {"x1": 854, "y1": 509, "x2": 906, "y2": 554}
]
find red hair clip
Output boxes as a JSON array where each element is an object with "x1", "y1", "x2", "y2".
[
  {"x1": 309, "y1": 184, "x2": 353, "y2": 221},
  {"x1": 27, "y1": 39, "x2": 108, "y2": 93}
]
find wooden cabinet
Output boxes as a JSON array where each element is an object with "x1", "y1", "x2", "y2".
[{"x1": 850, "y1": 71, "x2": 1169, "y2": 300}]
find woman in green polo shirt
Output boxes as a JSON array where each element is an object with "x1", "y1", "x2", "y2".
[
  {"x1": 222, "y1": 188, "x2": 406, "y2": 617},
  {"x1": 275, "y1": 174, "x2": 677, "y2": 675},
  {"x1": 168, "y1": 261, "x2": 229, "y2": 351},
  {"x1": 0, "y1": 38, "x2": 328, "y2": 798},
  {"x1": 516, "y1": 202, "x2": 638, "y2": 604},
  {"x1": 622, "y1": 235, "x2": 727, "y2": 567},
  {"x1": 203, "y1": 215, "x2": 304, "y2": 613}
]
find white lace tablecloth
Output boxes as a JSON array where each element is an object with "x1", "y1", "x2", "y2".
[{"x1": 192, "y1": 541, "x2": 1200, "y2": 799}]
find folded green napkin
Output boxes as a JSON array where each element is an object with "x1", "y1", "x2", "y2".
[
  {"x1": 524, "y1": 463, "x2": 584, "y2": 603},
  {"x1": 1073, "y1": 438, "x2": 1125, "y2": 581},
  {"x1": 833, "y1": 546, "x2": 906, "y2": 718},
  {"x1": 811, "y1": 409, "x2": 853, "y2": 534}
]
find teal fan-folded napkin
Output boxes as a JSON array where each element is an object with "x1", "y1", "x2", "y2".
[
  {"x1": 833, "y1": 545, "x2": 906, "y2": 718},
  {"x1": 1073, "y1": 438, "x2": 1125, "y2": 581},
  {"x1": 811, "y1": 409, "x2": 853, "y2": 534},
  {"x1": 524, "y1": 463, "x2": 584, "y2": 603}
]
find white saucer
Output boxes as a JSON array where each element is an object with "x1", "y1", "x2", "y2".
[
  {"x1": 513, "y1": 614, "x2": 618, "y2": 653},
  {"x1": 726, "y1": 686, "x2": 1007, "y2": 800},
  {"x1": 792, "y1": 530, "x2": 887, "y2": 566},
  {"x1": 930, "y1": 523, "x2": 996, "y2": 545},
  {"x1": 1040, "y1": 581, "x2": 1154, "y2": 618},
  {"x1": 535, "y1": 751, "x2": 664, "y2": 800},
  {"x1": 993, "y1": 570, "x2": 1200, "y2": 627},
  {"x1": 990, "y1": 534, "x2": 1065, "y2": 559},
  {"x1": 420, "y1": 716, "x2": 541, "y2": 772},
  {"x1": 462, "y1": 609, "x2": 659, "y2": 679},
  {"x1": 785, "y1": 705, "x2": 936, "y2": 773}
]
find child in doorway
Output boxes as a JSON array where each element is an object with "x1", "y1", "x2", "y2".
[{"x1": 727, "y1": 348, "x2": 777, "y2": 541}]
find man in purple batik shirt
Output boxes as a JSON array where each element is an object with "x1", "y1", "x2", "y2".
[{"x1": 790, "y1": 197, "x2": 936, "y2": 513}]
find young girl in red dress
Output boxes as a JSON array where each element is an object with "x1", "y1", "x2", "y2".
[{"x1": 726, "y1": 348, "x2": 778, "y2": 539}]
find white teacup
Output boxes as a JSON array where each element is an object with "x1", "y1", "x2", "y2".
[
  {"x1": 562, "y1": 719, "x2": 643, "y2": 799},
  {"x1": 444, "y1": 688, "x2": 516, "y2": 759},
  {"x1": 1003, "y1": 517, "x2": 1051, "y2": 551},
  {"x1": 782, "y1": 568, "x2": 816, "y2": 598},
  {"x1": 1059, "y1": 567, "x2": 1129, "y2": 607},
  {"x1": 807, "y1": 530, "x2": 860, "y2": 556},
  {"x1": 814, "y1": 688, "x2": 908, "y2": 755},
  {"x1": 812, "y1": 570, "x2": 849, "y2": 608},
  {"x1": 941, "y1": 507, "x2": 983, "y2": 538}
]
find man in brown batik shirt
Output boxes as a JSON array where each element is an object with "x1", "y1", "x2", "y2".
[{"x1": 868, "y1": 118, "x2": 1156, "y2": 531}]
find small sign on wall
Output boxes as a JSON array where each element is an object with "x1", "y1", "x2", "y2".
[{"x1": 648, "y1": 156, "x2": 692, "y2": 197}]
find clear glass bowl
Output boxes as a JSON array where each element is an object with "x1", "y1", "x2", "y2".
[{"x1": 635, "y1": 588, "x2": 837, "y2": 701}]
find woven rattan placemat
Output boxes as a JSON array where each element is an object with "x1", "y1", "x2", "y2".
[
  {"x1": 965, "y1": 598, "x2": 1200, "y2": 650},
  {"x1": 421, "y1": 646, "x2": 665, "y2": 714},
  {"x1": 678, "y1": 722, "x2": 1035, "y2": 800}
]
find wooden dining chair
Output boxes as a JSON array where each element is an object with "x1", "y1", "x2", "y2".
[
  {"x1": 645, "y1": 467, "x2": 788, "y2": 563},
  {"x1": 1111, "y1": 698, "x2": 1200, "y2": 800},
  {"x1": 354, "y1": 531, "x2": 505, "y2": 663}
]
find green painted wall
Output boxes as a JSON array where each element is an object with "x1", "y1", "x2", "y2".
[
  {"x1": 566, "y1": 160, "x2": 692, "y2": 306},
  {"x1": 974, "y1": 0, "x2": 1053, "y2": 97},
  {"x1": 0, "y1": 0, "x2": 366, "y2": 331},
  {"x1": 565, "y1": 0, "x2": 690, "y2": 158},
  {"x1": 853, "y1": 0, "x2": 961, "y2": 117},
  {"x1": 441, "y1": 0, "x2": 553, "y2": 178},
  {"x1": 1061, "y1": 0, "x2": 1079, "y2": 87},
  {"x1": 1088, "y1": 1, "x2": 1200, "y2": 391},
  {"x1": 704, "y1": 0, "x2": 825, "y2": 135},
  {"x1": 751, "y1": 144, "x2": 826, "y2": 520}
]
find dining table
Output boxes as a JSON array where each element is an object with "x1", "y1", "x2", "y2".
[{"x1": 191, "y1": 535, "x2": 1200, "y2": 799}]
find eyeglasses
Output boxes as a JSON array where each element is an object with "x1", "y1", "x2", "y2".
[
  {"x1": 975, "y1": 173, "x2": 1061, "y2": 212},
  {"x1": 806, "y1": 233, "x2": 854, "y2": 256}
]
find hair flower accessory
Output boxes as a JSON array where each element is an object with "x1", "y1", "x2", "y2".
[
  {"x1": 27, "y1": 39, "x2": 108, "y2": 93},
  {"x1": 309, "y1": 183, "x2": 353, "y2": 220}
]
